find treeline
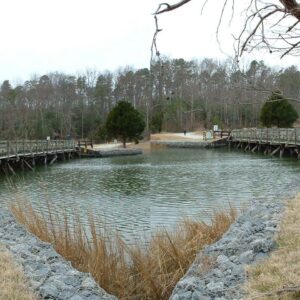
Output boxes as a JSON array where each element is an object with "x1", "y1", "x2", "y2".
[{"x1": 1, "y1": 58, "x2": 300, "y2": 140}]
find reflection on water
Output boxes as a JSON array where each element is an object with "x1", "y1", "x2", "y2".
[{"x1": 1, "y1": 148, "x2": 300, "y2": 242}]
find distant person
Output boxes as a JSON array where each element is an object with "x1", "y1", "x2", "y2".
[{"x1": 183, "y1": 130, "x2": 187, "y2": 136}]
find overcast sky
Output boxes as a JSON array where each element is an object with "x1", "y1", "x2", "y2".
[{"x1": 1, "y1": 0, "x2": 299, "y2": 84}]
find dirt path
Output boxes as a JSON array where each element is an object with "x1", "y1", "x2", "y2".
[
  {"x1": 151, "y1": 132, "x2": 203, "y2": 141},
  {"x1": 91, "y1": 132, "x2": 205, "y2": 152}
]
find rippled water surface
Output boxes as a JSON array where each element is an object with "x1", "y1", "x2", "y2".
[{"x1": 1, "y1": 148, "x2": 300, "y2": 241}]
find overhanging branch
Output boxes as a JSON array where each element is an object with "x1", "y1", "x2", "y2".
[
  {"x1": 152, "y1": 0, "x2": 300, "y2": 59},
  {"x1": 155, "y1": 0, "x2": 192, "y2": 14}
]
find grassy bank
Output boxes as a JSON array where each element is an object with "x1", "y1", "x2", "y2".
[
  {"x1": 0, "y1": 244, "x2": 37, "y2": 300},
  {"x1": 245, "y1": 194, "x2": 300, "y2": 300},
  {"x1": 11, "y1": 201, "x2": 236, "y2": 300}
]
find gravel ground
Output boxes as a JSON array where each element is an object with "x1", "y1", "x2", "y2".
[
  {"x1": 170, "y1": 190, "x2": 299, "y2": 300},
  {"x1": 0, "y1": 209, "x2": 116, "y2": 300}
]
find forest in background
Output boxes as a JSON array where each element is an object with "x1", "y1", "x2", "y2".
[{"x1": 1, "y1": 58, "x2": 300, "y2": 140}]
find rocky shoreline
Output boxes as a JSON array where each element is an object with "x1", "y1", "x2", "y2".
[
  {"x1": 170, "y1": 195, "x2": 294, "y2": 300},
  {"x1": 0, "y1": 209, "x2": 116, "y2": 300},
  {"x1": 82, "y1": 148, "x2": 143, "y2": 158},
  {"x1": 0, "y1": 191, "x2": 298, "y2": 299},
  {"x1": 151, "y1": 140, "x2": 210, "y2": 148}
]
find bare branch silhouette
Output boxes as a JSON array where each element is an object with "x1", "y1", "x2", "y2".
[{"x1": 153, "y1": 0, "x2": 300, "y2": 58}]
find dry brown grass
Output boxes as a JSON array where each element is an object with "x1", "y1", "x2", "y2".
[
  {"x1": 0, "y1": 244, "x2": 37, "y2": 300},
  {"x1": 245, "y1": 194, "x2": 300, "y2": 300},
  {"x1": 11, "y1": 201, "x2": 236, "y2": 300}
]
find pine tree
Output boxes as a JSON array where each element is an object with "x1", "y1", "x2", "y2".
[
  {"x1": 106, "y1": 101, "x2": 145, "y2": 148},
  {"x1": 260, "y1": 92, "x2": 298, "y2": 128}
]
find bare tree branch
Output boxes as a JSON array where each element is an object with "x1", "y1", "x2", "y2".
[
  {"x1": 155, "y1": 0, "x2": 192, "y2": 15},
  {"x1": 153, "y1": 0, "x2": 300, "y2": 59},
  {"x1": 280, "y1": 0, "x2": 300, "y2": 20},
  {"x1": 151, "y1": 15, "x2": 162, "y2": 65}
]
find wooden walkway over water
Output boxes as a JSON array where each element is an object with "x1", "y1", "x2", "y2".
[
  {"x1": 0, "y1": 140, "x2": 79, "y2": 174},
  {"x1": 230, "y1": 128, "x2": 300, "y2": 158}
]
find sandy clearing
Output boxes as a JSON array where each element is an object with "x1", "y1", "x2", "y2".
[
  {"x1": 151, "y1": 132, "x2": 204, "y2": 141},
  {"x1": 90, "y1": 132, "x2": 205, "y2": 151}
]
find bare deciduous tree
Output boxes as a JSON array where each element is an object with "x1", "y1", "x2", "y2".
[{"x1": 153, "y1": 0, "x2": 300, "y2": 58}]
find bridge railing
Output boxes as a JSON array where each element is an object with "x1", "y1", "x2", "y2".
[
  {"x1": 231, "y1": 128, "x2": 300, "y2": 145},
  {"x1": 0, "y1": 140, "x2": 76, "y2": 158}
]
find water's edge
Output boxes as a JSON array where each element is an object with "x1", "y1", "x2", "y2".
[
  {"x1": 0, "y1": 208, "x2": 116, "y2": 300},
  {"x1": 1, "y1": 192, "x2": 298, "y2": 300},
  {"x1": 170, "y1": 191, "x2": 299, "y2": 300},
  {"x1": 0, "y1": 147, "x2": 299, "y2": 299}
]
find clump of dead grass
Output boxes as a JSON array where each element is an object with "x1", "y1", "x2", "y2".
[
  {"x1": 245, "y1": 194, "x2": 300, "y2": 300},
  {"x1": 0, "y1": 244, "x2": 37, "y2": 300},
  {"x1": 11, "y1": 201, "x2": 236, "y2": 300}
]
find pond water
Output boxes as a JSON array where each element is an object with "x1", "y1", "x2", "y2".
[{"x1": 1, "y1": 148, "x2": 300, "y2": 242}]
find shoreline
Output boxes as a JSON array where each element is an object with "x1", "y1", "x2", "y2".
[
  {"x1": 0, "y1": 208, "x2": 116, "y2": 300},
  {"x1": 0, "y1": 191, "x2": 298, "y2": 299},
  {"x1": 170, "y1": 190, "x2": 300, "y2": 299},
  {"x1": 0, "y1": 137, "x2": 299, "y2": 299}
]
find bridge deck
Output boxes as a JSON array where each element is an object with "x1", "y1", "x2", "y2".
[
  {"x1": 0, "y1": 140, "x2": 77, "y2": 161},
  {"x1": 230, "y1": 128, "x2": 300, "y2": 146}
]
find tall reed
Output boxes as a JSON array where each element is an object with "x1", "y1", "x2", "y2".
[{"x1": 11, "y1": 201, "x2": 236, "y2": 299}]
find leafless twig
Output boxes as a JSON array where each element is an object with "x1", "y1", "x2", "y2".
[
  {"x1": 152, "y1": 0, "x2": 300, "y2": 59},
  {"x1": 154, "y1": 0, "x2": 192, "y2": 15}
]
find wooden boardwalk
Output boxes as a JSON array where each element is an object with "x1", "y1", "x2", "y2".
[
  {"x1": 0, "y1": 140, "x2": 79, "y2": 174},
  {"x1": 230, "y1": 128, "x2": 300, "y2": 158}
]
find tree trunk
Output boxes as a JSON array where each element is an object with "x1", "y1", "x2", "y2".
[{"x1": 280, "y1": 0, "x2": 300, "y2": 20}]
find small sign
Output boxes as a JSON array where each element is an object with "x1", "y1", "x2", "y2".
[
  {"x1": 46, "y1": 136, "x2": 50, "y2": 141},
  {"x1": 206, "y1": 131, "x2": 213, "y2": 139},
  {"x1": 213, "y1": 125, "x2": 218, "y2": 131}
]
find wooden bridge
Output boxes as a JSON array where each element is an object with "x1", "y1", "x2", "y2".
[
  {"x1": 0, "y1": 140, "x2": 79, "y2": 174},
  {"x1": 230, "y1": 128, "x2": 300, "y2": 158}
]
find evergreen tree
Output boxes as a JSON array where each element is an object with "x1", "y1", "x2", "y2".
[
  {"x1": 260, "y1": 92, "x2": 298, "y2": 127},
  {"x1": 150, "y1": 111, "x2": 164, "y2": 133},
  {"x1": 106, "y1": 101, "x2": 145, "y2": 148}
]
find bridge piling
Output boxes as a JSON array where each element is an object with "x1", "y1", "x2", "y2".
[
  {"x1": 0, "y1": 139, "x2": 80, "y2": 175},
  {"x1": 230, "y1": 128, "x2": 300, "y2": 159}
]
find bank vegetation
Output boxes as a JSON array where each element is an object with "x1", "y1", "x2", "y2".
[
  {"x1": 245, "y1": 194, "x2": 300, "y2": 300},
  {"x1": 11, "y1": 201, "x2": 236, "y2": 299},
  {"x1": 0, "y1": 244, "x2": 37, "y2": 300}
]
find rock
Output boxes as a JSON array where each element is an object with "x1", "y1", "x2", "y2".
[
  {"x1": 39, "y1": 284, "x2": 59, "y2": 298},
  {"x1": 64, "y1": 275, "x2": 82, "y2": 287},
  {"x1": 231, "y1": 265, "x2": 244, "y2": 277},
  {"x1": 217, "y1": 255, "x2": 229, "y2": 265},
  {"x1": 151, "y1": 141, "x2": 209, "y2": 149},
  {"x1": 213, "y1": 269, "x2": 223, "y2": 278},
  {"x1": 69, "y1": 296, "x2": 85, "y2": 300},
  {"x1": 170, "y1": 198, "x2": 284, "y2": 300},
  {"x1": 207, "y1": 281, "x2": 224, "y2": 292},
  {"x1": 0, "y1": 208, "x2": 117, "y2": 300},
  {"x1": 181, "y1": 291, "x2": 192, "y2": 299},
  {"x1": 82, "y1": 277, "x2": 98, "y2": 289},
  {"x1": 58, "y1": 290, "x2": 76, "y2": 299},
  {"x1": 238, "y1": 250, "x2": 254, "y2": 264},
  {"x1": 192, "y1": 291, "x2": 210, "y2": 300},
  {"x1": 251, "y1": 238, "x2": 275, "y2": 253}
]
